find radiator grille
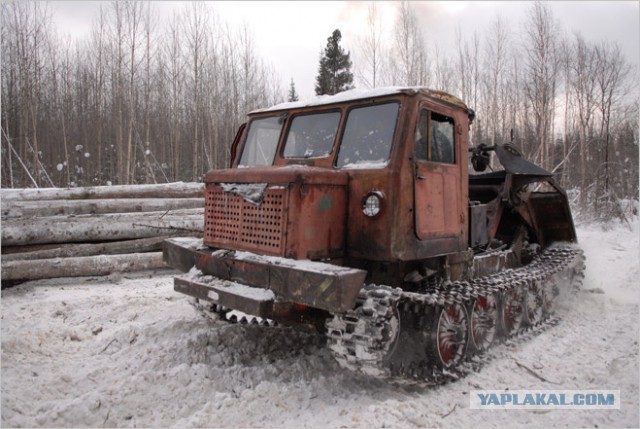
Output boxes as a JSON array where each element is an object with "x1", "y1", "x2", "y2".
[{"x1": 204, "y1": 185, "x2": 287, "y2": 255}]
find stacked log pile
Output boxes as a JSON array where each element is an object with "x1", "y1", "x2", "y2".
[{"x1": 1, "y1": 182, "x2": 204, "y2": 282}]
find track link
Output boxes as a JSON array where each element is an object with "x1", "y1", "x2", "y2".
[{"x1": 191, "y1": 300, "x2": 276, "y2": 327}]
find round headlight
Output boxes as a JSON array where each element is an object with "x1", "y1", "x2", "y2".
[{"x1": 363, "y1": 191, "x2": 383, "y2": 217}]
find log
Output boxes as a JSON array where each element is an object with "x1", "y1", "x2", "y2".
[
  {"x1": 1, "y1": 235, "x2": 201, "y2": 261},
  {"x1": 1, "y1": 252, "x2": 167, "y2": 281},
  {"x1": 1, "y1": 211, "x2": 204, "y2": 246},
  {"x1": 2, "y1": 242, "x2": 68, "y2": 255},
  {"x1": 1, "y1": 198, "x2": 204, "y2": 219},
  {"x1": 0, "y1": 182, "x2": 204, "y2": 201}
]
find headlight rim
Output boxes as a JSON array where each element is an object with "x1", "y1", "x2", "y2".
[{"x1": 362, "y1": 190, "x2": 385, "y2": 218}]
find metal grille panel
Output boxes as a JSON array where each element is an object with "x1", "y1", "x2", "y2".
[{"x1": 204, "y1": 185, "x2": 287, "y2": 255}]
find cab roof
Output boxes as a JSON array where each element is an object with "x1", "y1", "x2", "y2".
[{"x1": 250, "y1": 86, "x2": 469, "y2": 114}]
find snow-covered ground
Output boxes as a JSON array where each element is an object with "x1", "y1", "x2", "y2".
[{"x1": 2, "y1": 218, "x2": 638, "y2": 428}]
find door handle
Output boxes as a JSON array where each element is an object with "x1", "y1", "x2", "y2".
[{"x1": 417, "y1": 175, "x2": 426, "y2": 180}]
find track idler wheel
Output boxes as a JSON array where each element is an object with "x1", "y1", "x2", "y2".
[{"x1": 427, "y1": 302, "x2": 469, "y2": 369}]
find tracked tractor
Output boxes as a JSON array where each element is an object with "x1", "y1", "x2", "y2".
[{"x1": 163, "y1": 87, "x2": 584, "y2": 380}]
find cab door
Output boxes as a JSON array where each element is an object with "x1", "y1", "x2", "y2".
[{"x1": 413, "y1": 106, "x2": 461, "y2": 241}]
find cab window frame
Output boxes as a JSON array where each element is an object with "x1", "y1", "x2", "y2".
[
  {"x1": 414, "y1": 108, "x2": 456, "y2": 165},
  {"x1": 281, "y1": 109, "x2": 342, "y2": 160},
  {"x1": 237, "y1": 114, "x2": 286, "y2": 168},
  {"x1": 335, "y1": 101, "x2": 402, "y2": 169}
]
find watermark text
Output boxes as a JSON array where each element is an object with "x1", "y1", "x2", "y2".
[{"x1": 470, "y1": 390, "x2": 620, "y2": 410}]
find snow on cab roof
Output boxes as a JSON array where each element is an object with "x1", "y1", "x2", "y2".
[{"x1": 251, "y1": 86, "x2": 468, "y2": 114}]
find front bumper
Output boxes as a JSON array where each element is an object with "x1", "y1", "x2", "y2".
[{"x1": 163, "y1": 237, "x2": 367, "y2": 316}]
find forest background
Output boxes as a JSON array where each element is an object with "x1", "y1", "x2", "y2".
[{"x1": 2, "y1": 1, "x2": 638, "y2": 219}]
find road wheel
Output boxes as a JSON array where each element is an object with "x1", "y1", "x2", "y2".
[
  {"x1": 428, "y1": 302, "x2": 469, "y2": 368},
  {"x1": 470, "y1": 293, "x2": 498, "y2": 352}
]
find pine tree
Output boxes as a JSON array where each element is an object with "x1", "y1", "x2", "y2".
[
  {"x1": 288, "y1": 78, "x2": 299, "y2": 102},
  {"x1": 315, "y1": 29, "x2": 354, "y2": 95}
]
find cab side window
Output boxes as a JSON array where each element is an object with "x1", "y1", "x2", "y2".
[{"x1": 414, "y1": 109, "x2": 455, "y2": 164}]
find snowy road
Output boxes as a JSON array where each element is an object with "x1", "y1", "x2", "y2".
[{"x1": 2, "y1": 219, "x2": 638, "y2": 428}]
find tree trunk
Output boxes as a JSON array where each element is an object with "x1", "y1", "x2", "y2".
[
  {"x1": 2, "y1": 198, "x2": 204, "y2": 218},
  {"x1": 1, "y1": 252, "x2": 166, "y2": 281},
  {"x1": 1, "y1": 182, "x2": 204, "y2": 201},
  {"x1": 1, "y1": 211, "x2": 203, "y2": 246},
  {"x1": 1, "y1": 235, "x2": 199, "y2": 261}
]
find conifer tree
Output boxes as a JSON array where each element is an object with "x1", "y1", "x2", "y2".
[
  {"x1": 288, "y1": 78, "x2": 299, "y2": 102},
  {"x1": 315, "y1": 29, "x2": 354, "y2": 95}
]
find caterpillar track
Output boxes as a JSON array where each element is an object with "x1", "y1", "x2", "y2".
[
  {"x1": 325, "y1": 245, "x2": 585, "y2": 383},
  {"x1": 190, "y1": 300, "x2": 278, "y2": 327}
]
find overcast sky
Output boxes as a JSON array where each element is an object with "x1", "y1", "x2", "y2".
[{"x1": 51, "y1": 1, "x2": 639, "y2": 100}]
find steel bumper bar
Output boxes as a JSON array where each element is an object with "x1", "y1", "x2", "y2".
[{"x1": 163, "y1": 237, "x2": 367, "y2": 313}]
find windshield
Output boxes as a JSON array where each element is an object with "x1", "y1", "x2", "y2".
[
  {"x1": 336, "y1": 102, "x2": 400, "y2": 169},
  {"x1": 283, "y1": 111, "x2": 340, "y2": 158},
  {"x1": 238, "y1": 116, "x2": 283, "y2": 167}
]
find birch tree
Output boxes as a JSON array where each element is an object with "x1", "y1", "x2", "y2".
[
  {"x1": 522, "y1": 1, "x2": 560, "y2": 168},
  {"x1": 390, "y1": 1, "x2": 429, "y2": 86},
  {"x1": 356, "y1": 2, "x2": 384, "y2": 88}
]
